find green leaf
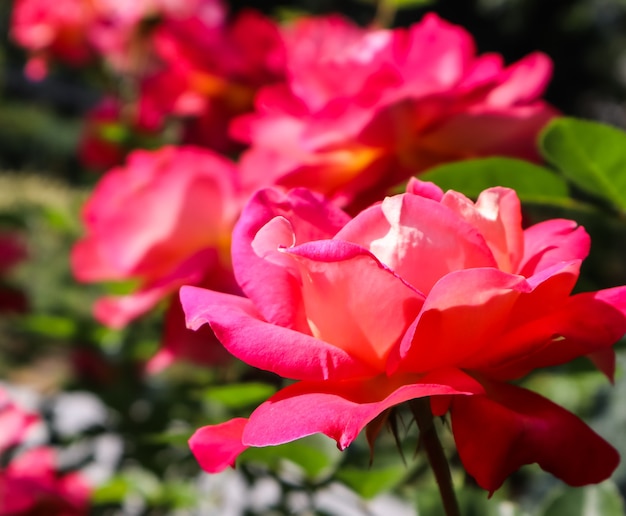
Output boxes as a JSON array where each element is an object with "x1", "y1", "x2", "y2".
[
  {"x1": 336, "y1": 464, "x2": 409, "y2": 499},
  {"x1": 19, "y1": 314, "x2": 77, "y2": 339},
  {"x1": 541, "y1": 481, "x2": 625, "y2": 516},
  {"x1": 540, "y1": 117, "x2": 626, "y2": 212},
  {"x1": 201, "y1": 382, "x2": 277, "y2": 410},
  {"x1": 241, "y1": 434, "x2": 342, "y2": 481},
  {"x1": 93, "y1": 469, "x2": 161, "y2": 504},
  {"x1": 419, "y1": 157, "x2": 570, "y2": 205}
]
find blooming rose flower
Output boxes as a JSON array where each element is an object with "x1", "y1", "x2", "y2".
[
  {"x1": 182, "y1": 180, "x2": 626, "y2": 493},
  {"x1": 232, "y1": 14, "x2": 557, "y2": 211},
  {"x1": 71, "y1": 146, "x2": 243, "y2": 370},
  {"x1": 0, "y1": 447, "x2": 91, "y2": 515}
]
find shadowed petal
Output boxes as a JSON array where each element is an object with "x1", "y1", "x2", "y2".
[{"x1": 451, "y1": 380, "x2": 619, "y2": 493}]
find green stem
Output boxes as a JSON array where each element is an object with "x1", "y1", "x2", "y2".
[
  {"x1": 372, "y1": 0, "x2": 397, "y2": 28},
  {"x1": 410, "y1": 398, "x2": 461, "y2": 516}
]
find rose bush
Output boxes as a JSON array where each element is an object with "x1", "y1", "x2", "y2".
[
  {"x1": 233, "y1": 14, "x2": 557, "y2": 210},
  {"x1": 72, "y1": 146, "x2": 244, "y2": 370},
  {"x1": 182, "y1": 180, "x2": 626, "y2": 493}
]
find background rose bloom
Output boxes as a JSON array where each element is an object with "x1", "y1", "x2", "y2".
[
  {"x1": 11, "y1": 0, "x2": 98, "y2": 79},
  {"x1": 72, "y1": 146, "x2": 243, "y2": 370},
  {"x1": 0, "y1": 387, "x2": 38, "y2": 454},
  {"x1": 0, "y1": 390, "x2": 89, "y2": 515},
  {"x1": 136, "y1": 8, "x2": 285, "y2": 154},
  {"x1": 232, "y1": 13, "x2": 557, "y2": 210},
  {"x1": 182, "y1": 180, "x2": 626, "y2": 493},
  {"x1": 0, "y1": 447, "x2": 91, "y2": 516}
]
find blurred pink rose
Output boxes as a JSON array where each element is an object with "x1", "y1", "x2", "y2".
[
  {"x1": 72, "y1": 146, "x2": 244, "y2": 370},
  {"x1": 137, "y1": 8, "x2": 285, "y2": 153},
  {"x1": 182, "y1": 180, "x2": 626, "y2": 492},
  {"x1": 11, "y1": 0, "x2": 98, "y2": 79},
  {"x1": 233, "y1": 13, "x2": 557, "y2": 211},
  {"x1": 0, "y1": 447, "x2": 91, "y2": 515},
  {"x1": 10, "y1": 0, "x2": 226, "y2": 78},
  {"x1": 0, "y1": 388, "x2": 38, "y2": 454}
]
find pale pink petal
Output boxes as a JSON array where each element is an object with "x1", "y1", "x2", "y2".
[
  {"x1": 285, "y1": 240, "x2": 424, "y2": 370},
  {"x1": 232, "y1": 187, "x2": 350, "y2": 332},
  {"x1": 336, "y1": 193, "x2": 496, "y2": 294},
  {"x1": 451, "y1": 381, "x2": 619, "y2": 493},
  {"x1": 440, "y1": 187, "x2": 523, "y2": 273}
]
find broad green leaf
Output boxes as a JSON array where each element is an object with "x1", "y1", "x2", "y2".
[
  {"x1": 541, "y1": 481, "x2": 625, "y2": 516},
  {"x1": 419, "y1": 157, "x2": 570, "y2": 205},
  {"x1": 201, "y1": 382, "x2": 276, "y2": 409},
  {"x1": 93, "y1": 469, "x2": 161, "y2": 504},
  {"x1": 241, "y1": 434, "x2": 342, "y2": 481},
  {"x1": 336, "y1": 464, "x2": 409, "y2": 499},
  {"x1": 540, "y1": 117, "x2": 626, "y2": 211},
  {"x1": 522, "y1": 371, "x2": 608, "y2": 415},
  {"x1": 19, "y1": 314, "x2": 77, "y2": 339}
]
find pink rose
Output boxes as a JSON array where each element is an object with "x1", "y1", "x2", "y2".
[
  {"x1": 182, "y1": 180, "x2": 626, "y2": 492},
  {"x1": 233, "y1": 14, "x2": 557, "y2": 210},
  {"x1": 0, "y1": 388, "x2": 38, "y2": 455},
  {"x1": 137, "y1": 8, "x2": 285, "y2": 153},
  {"x1": 72, "y1": 146, "x2": 242, "y2": 370},
  {"x1": 11, "y1": 0, "x2": 97, "y2": 78},
  {"x1": 0, "y1": 447, "x2": 91, "y2": 515}
]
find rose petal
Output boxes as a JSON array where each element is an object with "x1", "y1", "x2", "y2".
[
  {"x1": 285, "y1": 240, "x2": 424, "y2": 369},
  {"x1": 244, "y1": 368, "x2": 483, "y2": 450},
  {"x1": 336, "y1": 193, "x2": 497, "y2": 294},
  {"x1": 232, "y1": 187, "x2": 350, "y2": 332},
  {"x1": 519, "y1": 219, "x2": 590, "y2": 277},
  {"x1": 189, "y1": 418, "x2": 249, "y2": 473},
  {"x1": 451, "y1": 380, "x2": 619, "y2": 493},
  {"x1": 180, "y1": 286, "x2": 377, "y2": 381}
]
